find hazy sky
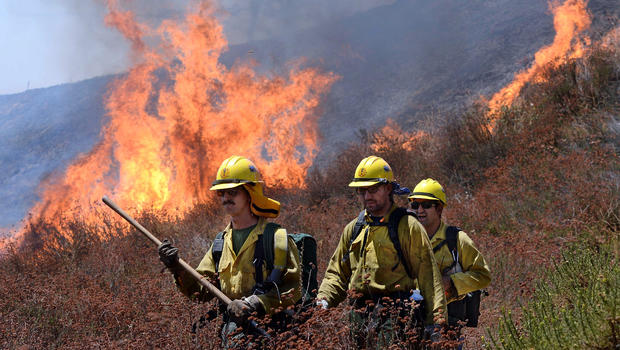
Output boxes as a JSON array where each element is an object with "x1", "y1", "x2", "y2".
[
  {"x1": 0, "y1": 0, "x2": 392, "y2": 95},
  {"x1": 0, "y1": 1, "x2": 130, "y2": 95}
]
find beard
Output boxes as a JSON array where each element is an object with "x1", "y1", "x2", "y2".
[{"x1": 364, "y1": 198, "x2": 390, "y2": 216}]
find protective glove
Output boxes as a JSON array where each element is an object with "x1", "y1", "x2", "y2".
[
  {"x1": 442, "y1": 276, "x2": 458, "y2": 300},
  {"x1": 158, "y1": 239, "x2": 179, "y2": 269},
  {"x1": 227, "y1": 295, "x2": 263, "y2": 324},
  {"x1": 316, "y1": 299, "x2": 329, "y2": 309}
]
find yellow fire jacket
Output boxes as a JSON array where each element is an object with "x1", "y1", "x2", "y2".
[
  {"x1": 430, "y1": 222, "x2": 491, "y2": 303},
  {"x1": 317, "y1": 205, "x2": 447, "y2": 324},
  {"x1": 175, "y1": 217, "x2": 302, "y2": 315}
]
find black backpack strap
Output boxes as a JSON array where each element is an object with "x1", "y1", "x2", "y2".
[
  {"x1": 212, "y1": 231, "x2": 225, "y2": 271},
  {"x1": 387, "y1": 207, "x2": 415, "y2": 279},
  {"x1": 435, "y1": 226, "x2": 461, "y2": 275},
  {"x1": 432, "y1": 226, "x2": 460, "y2": 255},
  {"x1": 445, "y1": 226, "x2": 460, "y2": 259},
  {"x1": 342, "y1": 210, "x2": 367, "y2": 263},
  {"x1": 261, "y1": 223, "x2": 280, "y2": 272},
  {"x1": 253, "y1": 233, "x2": 265, "y2": 293},
  {"x1": 252, "y1": 223, "x2": 280, "y2": 295},
  {"x1": 432, "y1": 239, "x2": 448, "y2": 253}
]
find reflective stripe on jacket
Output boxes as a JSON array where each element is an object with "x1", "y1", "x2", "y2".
[
  {"x1": 430, "y1": 222, "x2": 491, "y2": 303},
  {"x1": 317, "y1": 205, "x2": 447, "y2": 324},
  {"x1": 176, "y1": 217, "x2": 301, "y2": 315}
]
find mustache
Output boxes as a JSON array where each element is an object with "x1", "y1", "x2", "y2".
[{"x1": 223, "y1": 200, "x2": 235, "y2": 205}]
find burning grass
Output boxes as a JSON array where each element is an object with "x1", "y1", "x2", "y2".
[{"x1": 1, "y1": 17, "x2": 619, "y2": 350}]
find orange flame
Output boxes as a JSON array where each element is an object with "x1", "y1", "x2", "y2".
[
  {"x1": 487, "y1": 0, "x2": 591, "y2": 128},
  {"x1": 19, "y1": 0, "x2": 336, "y2": 240}
]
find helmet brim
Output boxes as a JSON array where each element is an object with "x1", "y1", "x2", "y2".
[
  {"x1": 209, "y1": 182, "x2": 244, "y2": 191},
  {"x1": 408, "y1": 194, "x2": 445, "y2": 205},
  {"x1": 349, "y1": 180, "x2": 383, "y2": 187}
]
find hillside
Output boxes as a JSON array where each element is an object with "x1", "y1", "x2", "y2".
[
  {"x1": 1, "y1": 25, "x2": 618, "y2": 349},
  {"x1": 0, "y1": 76, "x2": 111, "y2": 230}
]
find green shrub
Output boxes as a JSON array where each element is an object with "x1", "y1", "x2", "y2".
[{"x1": 486, "y1": 245, "x2": 619, "y2": 349}]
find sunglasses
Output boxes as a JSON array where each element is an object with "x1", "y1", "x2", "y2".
[
  {"x1": 356, "y1": 185, "x2": 384, "y2": 195},
  {"x1": 216, "y1": 188, "x2": 240, "y2": 197},
  {"x1": 410, "y1": 201, "x2": 438, "y2": 210}
]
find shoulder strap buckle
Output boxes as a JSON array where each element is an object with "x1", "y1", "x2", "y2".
[{"x1": 252, "y1": 222, "x2": 284, "y2": 295}]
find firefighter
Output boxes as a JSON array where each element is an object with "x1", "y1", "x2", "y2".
[
  {"x1": 317, "y1": 156, "x2": 447, "y2": 346},
  {"x1": 158, "y1": 156, "x2": 301, "y2": 344},
  {"x1": 409, "y1": 178, "x2": 491, "y2": 329}
]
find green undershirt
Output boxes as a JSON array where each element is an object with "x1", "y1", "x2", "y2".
[{"x1": 232, "y1": 224, "x2": 257, "y2": 255}]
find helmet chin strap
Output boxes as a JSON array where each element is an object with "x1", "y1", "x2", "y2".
[
  {"x1": 246, "y1": 196, "x2": 258, "y2": 218},
  {"x1": 250, "y1": 205, "x2": 258, "y2": 218}
]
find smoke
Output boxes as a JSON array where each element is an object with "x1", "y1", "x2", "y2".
[{"x1": 217, "y1": 0, "x2": 395, "y2": 44}]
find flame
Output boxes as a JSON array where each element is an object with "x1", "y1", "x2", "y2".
[
  {"x1": 370, "y1": 119, "x2": 428, "y2": 153},
  {"x1": 20, "y1": 0, "x2": 336, "y2": 240},
  {"x1": 487, "y1": 0, "x2": 591, "y2": 129}
]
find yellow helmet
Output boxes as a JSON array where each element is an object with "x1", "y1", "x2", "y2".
[
  {"x1": 408, "y1": 178, "x2": 447, "y2": 205},
  {"x1": 348, "y1": 156, "x2": 394, "y2": 187},
  {"x1": 210, "y1": 155, "x2": 262, "y2": 190},
  {"x1": 210, "y1": 156, "x2": 281, "y2": 218}
]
